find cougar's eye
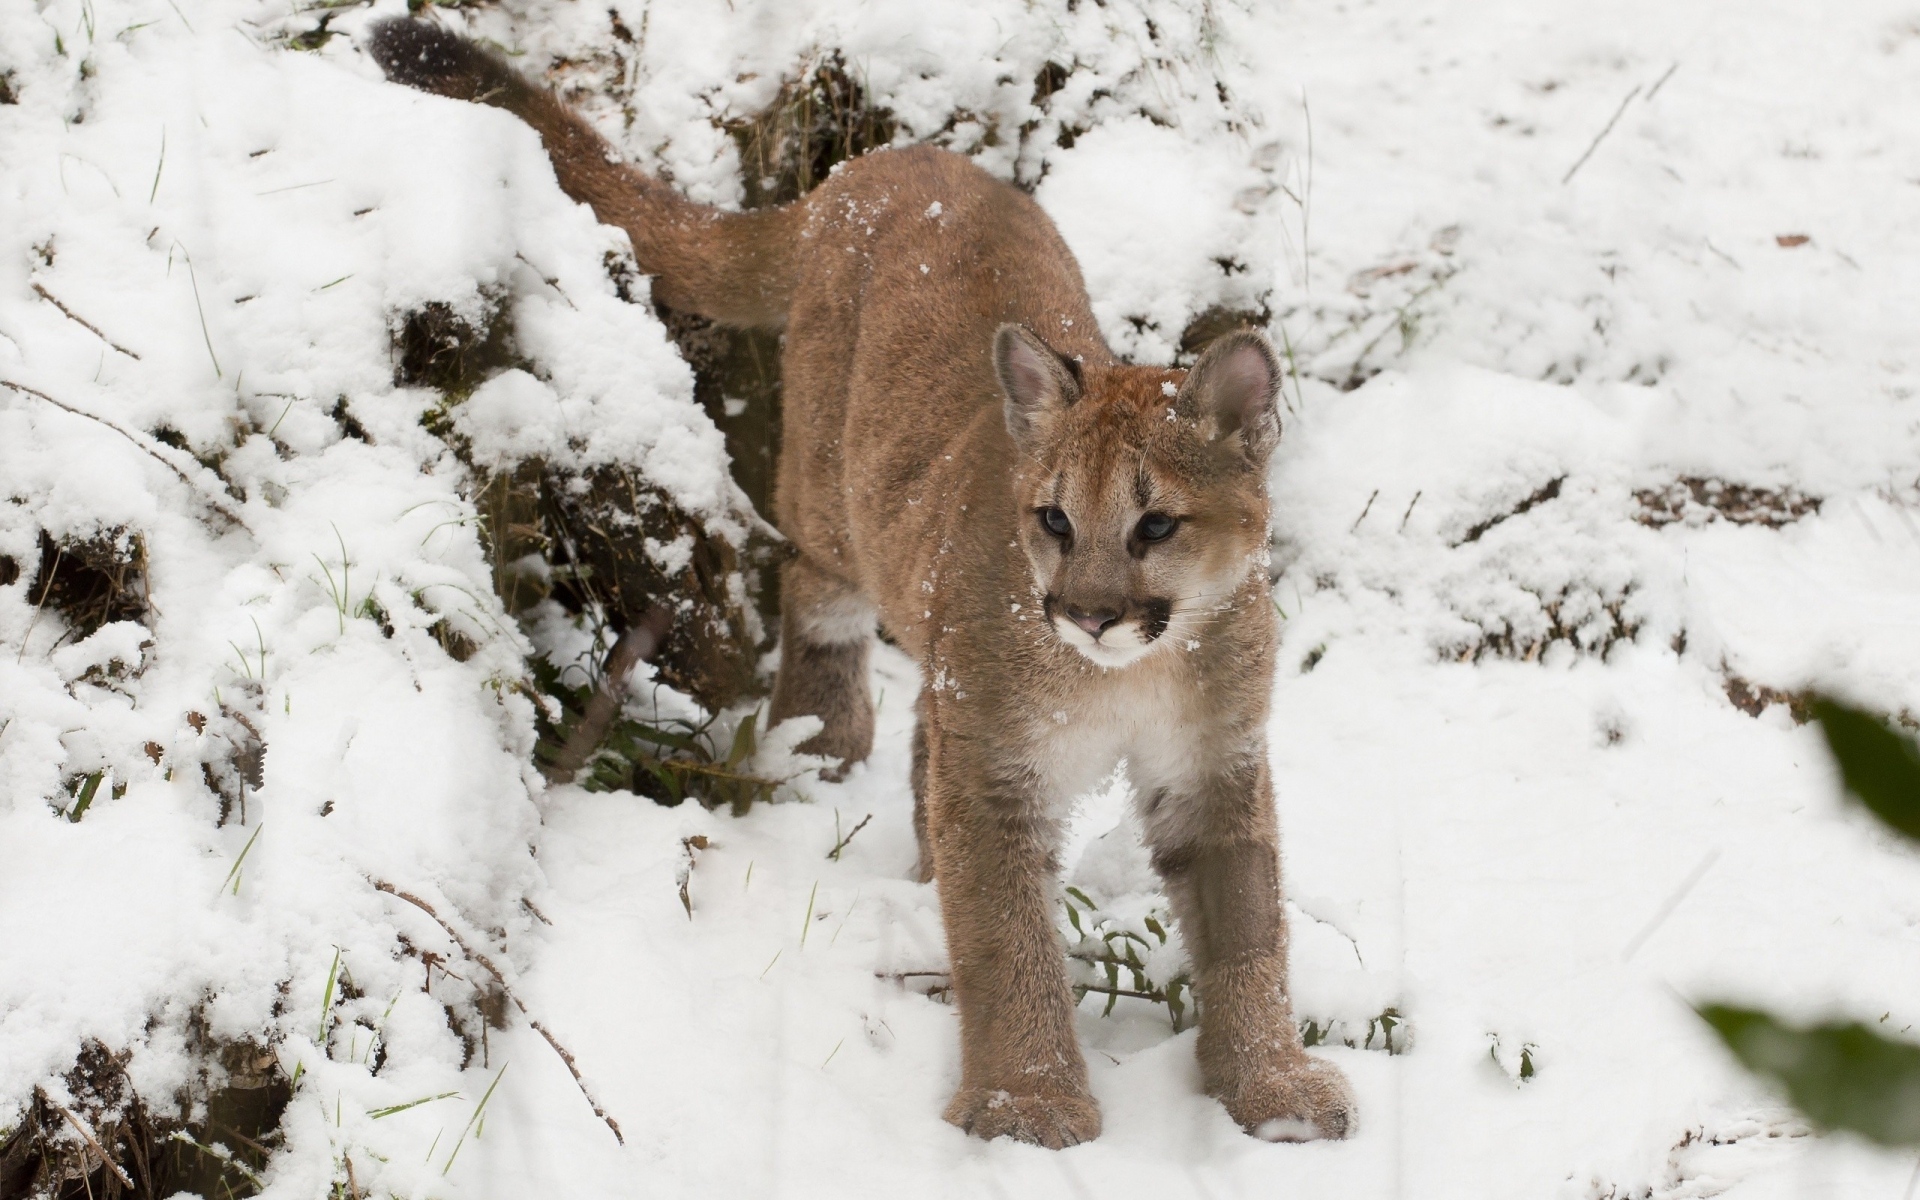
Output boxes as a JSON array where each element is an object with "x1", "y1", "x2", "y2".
[
  {"x1": 1039, "y1": 506, "x2": 1072, "y2": 538},
  {"x1": 1137, "y1": 512, "x2": 1177, "y2": 542}
]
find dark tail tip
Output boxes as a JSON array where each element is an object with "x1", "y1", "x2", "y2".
[{"x1": 366, "y1": 18, "x2": 508, "y2": 102}]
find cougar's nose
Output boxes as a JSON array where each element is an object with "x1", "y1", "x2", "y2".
[{"x1": 1066, "y1": 605, "x2": 1121, "y2": 637}]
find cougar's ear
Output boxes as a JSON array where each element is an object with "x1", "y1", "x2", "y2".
[
  {"x1": 1178, "y1": 330, "x2": 1283, "y2": 465},
  {"x1": 994, "y1": 324, "x2": 1082, "y2": 448}
]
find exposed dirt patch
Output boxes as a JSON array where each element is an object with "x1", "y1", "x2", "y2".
[
  {"x1": 1177, "y1": 305, "x2": 1273, "y2": 367},
  {"x1": 0, "y1": 1038, "x2": 289, "y2": 1200},
  {"x1": 1634, "y1": 478, "x2": 1822, "y2": 529},
  {"x1": 1449, "y1": 583, "x2": 1640, "y2": 664},
  {"x1": 473, "y1": 461, "x2": 761, "y2": 712},
  {"x1": 725, "y1": 53, "x2": 897, "y2": 210},
  {"x1": 394, "y1": 292, "x2": 520, "y2": 405},
  {"x1": 25, "y1": 529, "x2": 148, "y2": 645},
  {"x1": 1723, "y1": 674, "x2": 1813, "y2": 723}
]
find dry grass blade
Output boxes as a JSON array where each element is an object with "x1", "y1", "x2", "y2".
[{"x1": 371, "y1": 880, "x2": 624, "y2": 1145}]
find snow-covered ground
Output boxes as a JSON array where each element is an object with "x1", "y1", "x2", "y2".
[{"x1": 5, "y1": 0, "x2": 1920, "y2": 1196}]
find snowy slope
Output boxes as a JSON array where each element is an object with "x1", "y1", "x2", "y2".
[{"x1": 5, "y1": 0, "x2": 1920, "y2": 1197}]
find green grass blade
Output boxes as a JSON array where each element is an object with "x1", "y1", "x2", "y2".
[
  {"x1": 69, "y1": 771, "x2": 103, "y2": 822},
  {"x1": 317, "y1": 946, "x2": 341, "y2": 1045},
  {"x1": 220, "y1": 822, "x2": 265, "y2": 895},
  {"x1": 369, "y1": 1091, "x2": 460, "y2": 1119},
  {"x1": 442, "y1": 1063, "x2": 508, "y2": 1174}
]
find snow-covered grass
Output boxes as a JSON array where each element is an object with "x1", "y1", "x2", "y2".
[{"x1": 5, "y1": 0, "x2": 1920, "y2": 1196}]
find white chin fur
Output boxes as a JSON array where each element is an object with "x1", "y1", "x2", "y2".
[{"x1": 1052, "y1": 616, "x2": 1155, "y2": 669}]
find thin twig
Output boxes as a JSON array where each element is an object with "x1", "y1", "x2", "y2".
[
  {"x1": 371, "y1": 880, "x2": 625, "y2": 1145},
  {"x1": 31, "y1": 283, "x2": 141, "y2": 358},
  {"x1": 1, "y1": 378, "x2": 246, "y2": 528},
  {"x1": 210, "y1": 1121, "x2": 274, "y2": 1160},
  {"x1": 515, "y1": 252, "x2": 578, "y2": 310},
  {"x1": 541, "y1": 606, "x2": 673, "y2": 783},
  {"x1": 1563, "y1": 84, "x2": 1641, "y2": 185},
  {"x1": 1644, "y1": 61, "x2": 1680, "y2": 102},
  {"x1": 49, "y1": 1097, "x2": 135, "y2": 1190},
  {"x1": 827, "y1": 812, "x2": 873, "y2": 861}
]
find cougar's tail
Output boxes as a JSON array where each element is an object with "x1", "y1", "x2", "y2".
[{"x1": 368, "y1": 19, "x2": 796, "y2": 329}]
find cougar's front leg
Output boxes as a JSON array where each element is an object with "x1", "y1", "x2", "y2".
[
  {"x1": 769, "y1": 556, "x2": 874, "y2": 779},
  {"x1": 1145, "y1": 754, "x2": 1355, "y2": 1140},
  {"x1": 926, "y1": 724, "x2": 1098, "y2": 1147}
]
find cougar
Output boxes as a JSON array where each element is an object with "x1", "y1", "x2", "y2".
[{"x1": 370, "y1": 19, "x2": 1355, "y2": 1148}]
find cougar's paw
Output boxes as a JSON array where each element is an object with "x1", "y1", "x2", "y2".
[
  {"x1": 1220, "y1": 1056, "x2": 1355, "y2": 1142},
  {"x1": 944, "y1": 1087, "x2": 1101, "y2": 1148}
]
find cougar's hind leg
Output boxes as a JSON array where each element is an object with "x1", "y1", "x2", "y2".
[
  {"x1": 910, "y1": 693, "x2": 933, "y2": 881},
  {"x1": 769, "y1": 555, "x2": 876, "y2": 780}
]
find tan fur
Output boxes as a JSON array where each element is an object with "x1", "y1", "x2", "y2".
[{"x1": 371, "y1": 20, "x2": 1354, "y2": 1146}]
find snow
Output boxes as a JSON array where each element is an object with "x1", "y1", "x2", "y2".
[{"x1": 5, "y1": 0, "x2": 1920, "y2": 1196}]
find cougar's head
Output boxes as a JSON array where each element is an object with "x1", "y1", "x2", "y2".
[{"x1": 995, "y1": 323, "x2": 1281, "y2": 669}]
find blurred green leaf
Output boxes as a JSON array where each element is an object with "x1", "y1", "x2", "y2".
[
  {"x1": 1812, "y1": 696, "x2": 1920, "y2": 841},
  {"x1": 726, "y1": 711, "x2": 758, "y2": 769},
  {"x1": 1700, "y1": 1004, "x2": 1920, "y2": 1146}
]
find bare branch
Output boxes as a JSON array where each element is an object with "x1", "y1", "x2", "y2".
[
  {"x1": 1, "y1": 378, "x2": 247, "y2": 529},
  {"x1": 31, "y1": 282, "x2": 142, "y2": 359},
  {"x1": 371, "y1": 880, "x2": 625, "y2": 1145},
  {"x1": 541, "y1": 605, "x2": 674, "y2": 783}
]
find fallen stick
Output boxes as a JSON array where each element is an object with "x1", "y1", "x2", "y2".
[
  {"x1": 371, "y1": 880, "x2": 625, "y2": 1145},
  {"x1": 541, "y1": 604, "x2": 674, "y2": 784}
]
